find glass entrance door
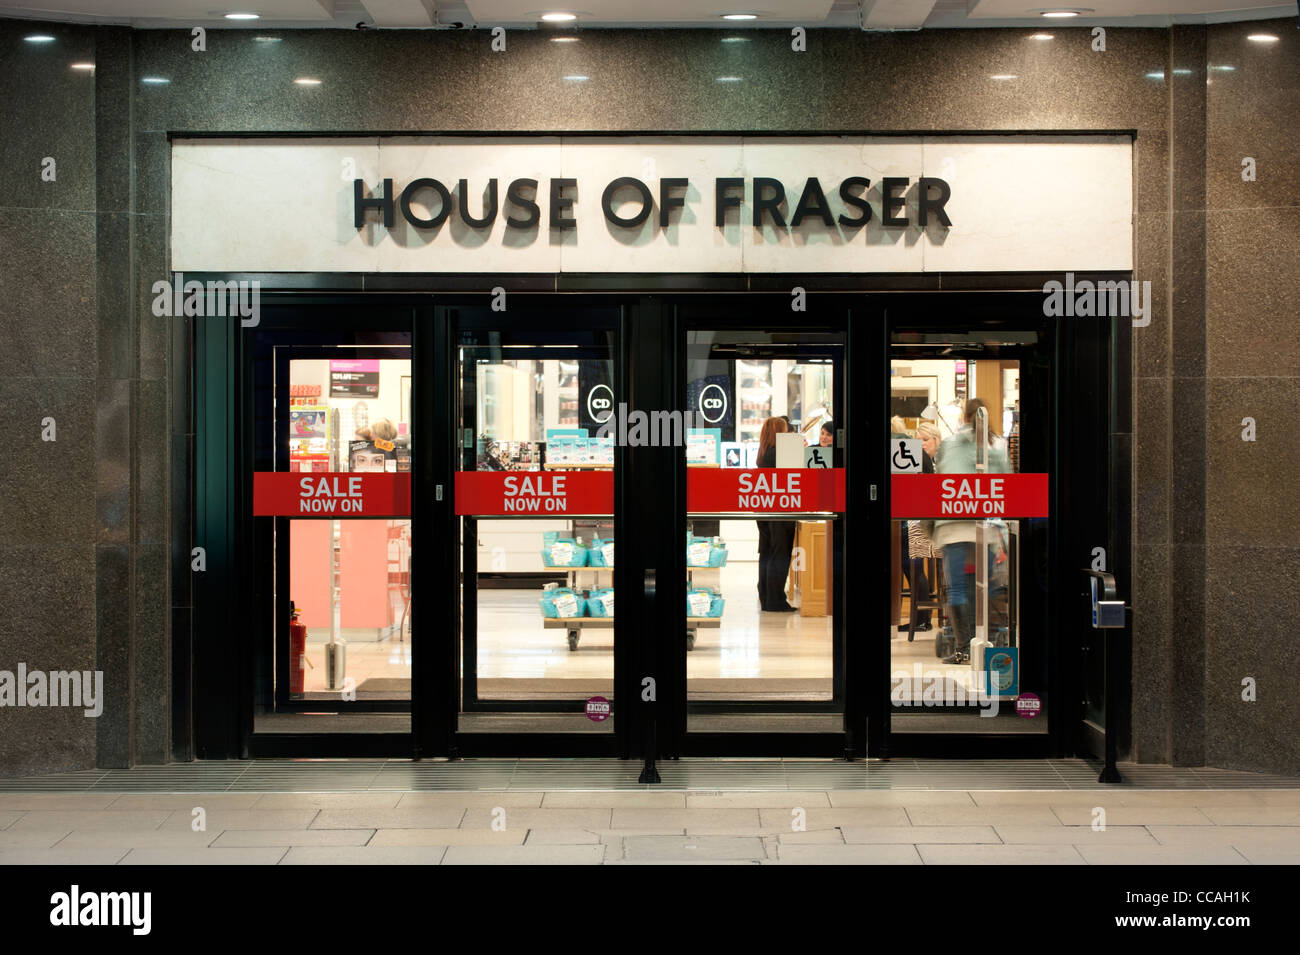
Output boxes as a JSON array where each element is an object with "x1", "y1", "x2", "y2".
[
  {"x1": 273, "y1": 346, "x2": 414, "y2": 724},
  {"x1": 885, "y1": 313, "x2": 1055, "y2": 746},
  {"x1": 449, "y1": 309, "x2": 623, "y2": 747},
  {"x1": 672, "y1": 315, "x2": 850, "y2": 752},
  {"x1": 242, "y1": 301, "x2": 417, "y2": 747},
  {"x1": 226, "y1": 294, "x2": 1091, "y2": 761}
]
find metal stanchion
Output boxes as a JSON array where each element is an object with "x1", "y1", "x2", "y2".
[{"x1": 1083, "y1": 569, "x2": 1127, "y2": 784}]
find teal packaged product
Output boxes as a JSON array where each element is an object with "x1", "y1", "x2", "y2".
[
  {"x1": 540, "y1": 537, "x2": 588, "y2": 567},
  {"x1": 545, "y1": 428, "x2": 589, "y2": 467},
  {"x1": 586, "y1": 588, "x2": 614, "y2": 617},
  {"x1": 982, "y1": 647, "x2": 1019, "y2": 697},
  {"x1": 686, "y1": 587, "x2": 725, "y2": 618},
  {"x1": 540, "y1": 588, "x2": 585, "y2": 618},
  {"x1": 686, "y1": 536, "x2": 728, "y2": 567},
  {"x1": 588, "y1": 537, "x2": 615, "y2": 567},
  {"x1": 685, "y1": 428, "x2": 722, "y2": 466},
  {"x1": 589, "y1": 434, "x2": 615, "y2": 466}
]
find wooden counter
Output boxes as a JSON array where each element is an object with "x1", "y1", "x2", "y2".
[{"x1": 796, "y1": 519, "x2": 832, "y2": 617}]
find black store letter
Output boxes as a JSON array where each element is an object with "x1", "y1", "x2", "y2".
[
  {"x1": 400, "y1": 178, "x2": 452, "y2": 228},
  {"x1": 602, "y1": 177, "x2": 654, "y2": 228},
  {"x1": 354, "y1": 178, "x2": 394, "y2": 228},
  {"x1": 881, "y1": 177, "x2": 910, "y2": 226},
  {"x1": 550, "y1": 178, "x2": 577, "y2": 230},
  {"x1": 458, "y1": 178, "x2": 499, "y2": 228},
  {"x1": 505, "y1": 178, "x2": 540, "y2": 229}
]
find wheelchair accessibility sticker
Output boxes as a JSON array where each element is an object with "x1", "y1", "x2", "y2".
[{"x1": 890, "y1": 438, "x2": 923, "y2": 473}]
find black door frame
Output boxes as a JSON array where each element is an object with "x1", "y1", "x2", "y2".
[
  {"x1": 435, "y1": 301, "x2": 630, "y2": 758},
  {"x1": 189, "y1": 280, "x2": 1128, "y2": 764},
  {"x1": 193, "y1": 296, "x2": 423, "y2": 759},
  {"x1": 665, "y1": 301, "x2": 856, "y2": 758},
  {"x1": 872, "y1": 291, "x2": 1126, "y2": 759},
  {"x1": 878, "y1": 296, "x2": 1057, "y2": 756},
  {"x1": 268, "y1": 342, "x2": 413, "y2": 715}
]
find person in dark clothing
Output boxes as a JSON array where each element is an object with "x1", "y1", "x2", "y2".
[
  {"x1": 900, "y1": 420, "x2": 940, "y2": 632},
  {"x1": 890, "y1": 419, "x2": 916, "y2": 631},
  {"x1": 756, "y1": 417, "x2": 797, "y2": 612}
]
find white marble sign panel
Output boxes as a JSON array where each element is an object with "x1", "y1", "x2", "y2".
[{"x1": 171, "y1": 135, "x2": 1133, "y2": 274}]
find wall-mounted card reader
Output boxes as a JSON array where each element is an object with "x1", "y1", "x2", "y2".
[{"x1": 1084, "y1": 569, "x2": 1126, "y2": 629}]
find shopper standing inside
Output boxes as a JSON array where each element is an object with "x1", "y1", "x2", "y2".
[
  {"x1": 756, "y1": 417, "x2": 797, "y2": 613},
  {"x1": 902, "y1": 420, "x2": 941, "y2": 633},
  {"x1": 891, "y1": 416, "x2": 915, "y2": 631},
  {"x1": 928, "y1": 399, "x2": 1011, "y2": 663}
]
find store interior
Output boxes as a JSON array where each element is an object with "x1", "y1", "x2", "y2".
[
  {"x1": 890, "y1": 355, "x2": 1040, "y2": 732},
  {"x1": 283, "y1": 355, "x2": 413, "y2": 703},
  {"x1": 460, "y1": 345, "x2": 839, "y2": 729},
  {"x1": 682, "y1": 338, "x2": 839, "y2": 722}
]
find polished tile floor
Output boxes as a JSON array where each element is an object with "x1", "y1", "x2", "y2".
[
  {"x1": 298, "y1": 560, "x2": 966, "y2": 698},
  {"x1": 299, "y1": 561, "x2": 836, "y2": 699},
  {"x1": 477, "y1": 562, "x2": 834, "y2": 681},
  {"x1": 1, "y1": 759, "x2": 1296, "y2": 864}
]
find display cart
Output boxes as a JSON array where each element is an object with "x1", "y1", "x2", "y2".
[
  {"x1": 543, "y1": 513, "x2": 726, "y2": 651},
  {"x1": 544, "y1": 615, "x2": 722, "y2": 652},
  {"x1": 553, "y1": 560, "x2": 724, "y2": 652}
]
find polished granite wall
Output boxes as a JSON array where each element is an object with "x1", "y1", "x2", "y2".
[
  {"x1": 0, "y1": 22, "x2": 108, "y2": 774},
  {"x1": 1202, "y1": 21, "x2": 1300, "y2": 774},
  {"x1": 0, "y1": 17, "x2": 1294, "y2": 774}
]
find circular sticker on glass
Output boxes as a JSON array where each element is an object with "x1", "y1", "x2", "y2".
[
  {"x1": 585, "y1": 696, "x2": 611, "y2": 722},
  {"x1": 1015, "y1": 692, "x2": 1042, "y2": 718},
  {"x1": 698, "y1": 383, "x2": 728, "y2": 424},
  {"x1": 586, "y1": 384, "x2": 614, "y2": 424}
]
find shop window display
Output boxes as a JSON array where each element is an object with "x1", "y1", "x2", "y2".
[
  {"x1": 284, "y1": 357, "x2": 413, "y2": 702},
  {"x1": 683, "y1": 330, "x2": 841, "y2": 729},
  {"x1": 889, "y1": 355, "x2": 1041, "y2": 732},
  {"x1": 457, "y1": 335, "x2": 618, "y2": 730}
]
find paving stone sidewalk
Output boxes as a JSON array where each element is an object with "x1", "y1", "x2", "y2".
[{"x1": 1, "y1": 759, "x2": 1296, "y2": 864}]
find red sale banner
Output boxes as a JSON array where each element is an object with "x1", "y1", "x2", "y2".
[
  {"x1": 890, "y1": 473, "x2": 1049, "y2": 518},
  {"x1": 688, "y1": 468, "x2": 846, "y2": 513},
  {"x1": 254, "y1": 472, "x2": 412, "y2": 517},
  {"x1": 455, "y1": 470, "x2": 614, "y2": 515}
]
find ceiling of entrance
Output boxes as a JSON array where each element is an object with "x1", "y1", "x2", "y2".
[{"x1": 0, "y1": 0, "x2": 1291, "y2": 29}]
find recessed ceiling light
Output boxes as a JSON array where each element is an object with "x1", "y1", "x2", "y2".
[
  {"x1": 1172, "y1": 68, "x2": 1192, "y2": 75},
  {"x1": 716, "y1": 76, "x2": 743, "y2": 82},
  {"x1": 563, "y1": 74, "x2": 589, "y2": 81},
  {"x1": 541, "y1": 12, "x2": 576, "y2": 21},
  {"x1": 24, "y1": 34, "x2": 56, "y2": 43},
  {"x1": 294, "y1": 77, "x2": 321, "y2": 85},
  {"x1": 141, "y1": 76, "x2": 170, "y2": 84},
  {"x1": 550, "y1": 36, "x2": 579, "y2": 42},
  {"x1": 1040, "y1": 10, "x2": 1081, "y2": 17},
  {"x1": 70, "y1": 62, "x2": 95, "y2": 71},
  {"x1": 990, "y1": 74, "x2": 1017, "y2": 80},
  {"x1": 1209, "y1": 64, "x2": 1235, "y2": 71},
  {"x1": 1028, "y1": 33, "x2": 1054, "y2": 40},
  {"x1": 722, "y1": 13, "x2": 758, "y2": 20},
  {"x1": 1144, "y1": 71, "x2": 1164, "y2": 80},
  {"x1": 225, "y1": 12, "x2": 260, "y2": 20},
  {"x1": 253, "y1": 36, "x2": 281, "y2": 43},
  {"x1": 1246, "y1": 34, "x2": 1278, "y2": 43},
  {"x1": 721, "y1": 36, "x2": 750, "y2": 43}
]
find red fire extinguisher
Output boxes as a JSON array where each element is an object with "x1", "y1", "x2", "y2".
[{"x1": 289, "y1": 603, "x2": 307, "y2": 696}]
